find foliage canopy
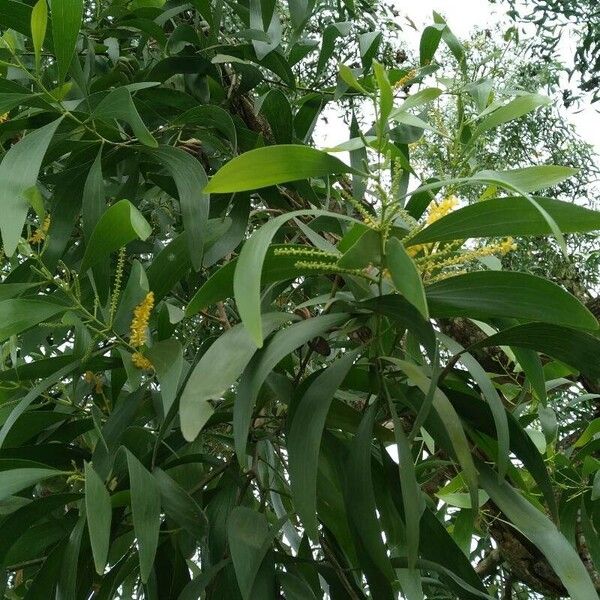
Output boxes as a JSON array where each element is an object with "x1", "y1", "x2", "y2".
[{"x1": 0, "y1": 1, "x2": 599, "y2": 599}]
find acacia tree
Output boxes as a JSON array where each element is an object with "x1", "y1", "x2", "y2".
[{"x1": 0, "y1": 1, "x2": 599, "y2": 599}]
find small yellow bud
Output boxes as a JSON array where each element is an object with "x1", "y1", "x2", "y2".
[{"x1": 28, "y1": 215, "x2": 51, "y2": 244}]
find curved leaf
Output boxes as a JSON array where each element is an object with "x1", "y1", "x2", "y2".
[
  {"x1": 80, "y1": 200, "x2": 152, "y2": 272},
  {"x1": 204, "y1": 145, "x2": 354, "y2": 193},
  {"x1": 426, "y1": 271, "x2": 597, "y2": 330}
]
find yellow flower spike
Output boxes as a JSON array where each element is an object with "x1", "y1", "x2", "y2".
[
  {"x1": 28, "y1": 215, "x2": 51, "y2": 244},
  {"x1": 426, "y1": 195, "x2": 459, "y2": 225},
  {"x1": 132, "y1": 352, "x2": 153, "y2": 371},
  {"x1": 0, "y1": 112, "x2": 9, "y2": 124},
  {"x1": 129, "y1": 291, "x2": 155, "y2": 348},
  {"x1": 394, "y1": 68, "x2": 417, "y2": 89},
  {"x1": 498, "y1": 237, "x2": 517, "y2": 254}
]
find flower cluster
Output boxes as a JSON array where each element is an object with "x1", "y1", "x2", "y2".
[
  {"x1": 29, "y1": 215, "x2": 51, "y2": 244},
  {"x1": 426, "y1": 195, "x2": 459, "y2": 225},
  {"x1": 129, "y1": 292, "x2": 154, "y2": 348},
  {"x1": 394, "y1": 69, "x2": 417, "y2": 89},
  {"x1": 132, "y1": 352, "x2": 153, "y2": 371}
]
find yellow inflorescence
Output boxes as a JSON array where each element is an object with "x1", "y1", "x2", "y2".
[
  {"x1": 29, "y1": 215, "x2": 51, "y2": 244},
  {"x1": 426, "y1": 195, "x2": 459, "y2": 225},
  {"x1": 132, "y1": 352, "x2": 153, "y2": 371},
  {"x1": 0, "y1": 112, "x2": 9, "y2": 124},
  {"x1": 394, "y1": 69, "x2": 417, "y2": 89},
  {"x1": 129, "y1": 291, "x2": 154, "y2": 348}
]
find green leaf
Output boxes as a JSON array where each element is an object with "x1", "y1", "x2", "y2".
[
  {"x1": 288, "y1": 350, "x2": 359, "y2": 539},
  {"x1": 180, "y1": 313, "x2": 291, "y2": 442},
  {"x1": 386, "y1": 237, "x2": 428, "y2": 319},
  {"x1": 478, "y1": 462, "x2": 597, "y2": 600},
  {"x1": 235, "y1": 313, "x2": 348, "y2": 461},
  {"x1": 373, "y1": 60, "x2": 393, "y2": 134},
  {"x1": 439, "y1": 333, "x2": 510, "y2": 478},
  {"x1": 82, "y1": 148, "x2": 104, "y2": 242},
  {"x1": 419, "y1": 23, "x2": 445, "y2": 66},
  {"x1": 84, "y1": 461, "x2": 112, "y2": 575},
  {"x1": 227, "y1": 507, "x2": 273, "y2": 600},
  {"x1": 51, "y1": 0, "x2": 83, "y2": 81},
  {"x1": 345, "y1": 404, "x2": 395, "y2": 585},
  {"x1": 0, "y1": 299, "x2": 66, "y2": 342},
  {"x1": 385, "y1": 391, "x2": 425, "y2": 571},
  {"x1": 339, "y1": 63, "x2": 369, "y2": 93},
  {"x1": 147, "y1": 219, "x2": 232, "y2": 301},
  {"x1": 0, "y1": 360, "x2": 80, "y2": 448},
  {"x1": 471, "y1": 165, "x2": 577, "y2": 194},
  {"x1": 125, "y1": 449, "x2": 161, "y2": 584},
  {"x1": 173, "y1": 105, "x2": 237, "y2": 150},
  {"x1": 30, "y1": 0, "x2": 47, "y2": 72},
  {"x1": 233, "y1": 210, "x2": 359, "y2": 347},
  {"x1": 425, "y1": 271, "x2": 597, "y2": 330},
  {"x1": 408, "y1": 196, "x2": 600, "y2": 245},
  {"x1": 0, "y1": 117, "x2": 62, "y2": 256},
  {"x1": 153, "y1": 467, "x2": 208, "y2": 541},
  {"x1": 80, "y1": 200, "x2": 152, "y2": 273},
  {"x1": 0, "y1": 466, "x2": 64, "y2": 502},
  {"x1": 95, "y1": 87, "x2": 157, "y2": 147},
  {"x1": 389, "y1": 359, "x2": 479, "y2": 511},
  {"x1": 204, "y1": 145, "x2": 354, "y2": 193},
  {"x1": 470, "y1": 93, "x2": 550, "y2": 142},
  {"x1": 150, "y1": 147, "x2": 209, "y2": 270},
  {"x1": 146, "y1": 339, "x2": 183, "y2": 414},
  {"x1": 469, "y1": 323, "x2": 600, "y2": 380}
]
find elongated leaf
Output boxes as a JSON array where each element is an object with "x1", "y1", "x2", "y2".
[
  {"x1": 80, "y1": 200, "x2": 152, "y2": 272},
  {"x1": 478, "y1": 462, "x2": 597, "y2": 599},
  {"x1": 439, "y1": 333, "x2": 510, "y2": 478},
  {"x1": 0, "y1": 360, "x2": 80, "y2": 448},
  {"x1": 147, "y1": 339, "x2": 183, "y2": 415},
  {"x1": 151, "y1": 147, "x2": 209, "y2": 270},
  {"x1": 419, "y1": 23, "x2": 445, "y2": 66},
  {"x1": 84, "y1": 461, "x2": 112, "y2": 575},
  {"x1": 235, "y1": 313, "x2": 348, "y2": 461},
  {"x1": 470, "y1": 94, "x2": 550, "y2": 141},
  {"x1": 469, "y1": 323, "x2": 600, "y2": 380},
  {"x1": 51, "y1": 0, "x2": 83, "y2": 81},
  {"x1": 0, "y1": 467, "x2": 64, "y2": 502},
  {"x1": 147, "y1": 219, "x2": 231, "y2": 301},
  {"x1": 0, "y1": 117, "x2": 62, "y2": 256},
  {"x1": 386, "y1": 237, "x2": 428, "y2": 319},
  {"x1": 204, "y1": 145, "x2": 353, "y2": 193},
  {"x1": 385, "y1": 392, "x2": 425, "y2": 571},
  {"x1": 153, "y1": 468, "x2": 208, "y2": 541},
  {"x1": 82, "y1": 148, "x2": 104, "y2": 242},
  {"x1": 95, "y1": 87, "x2": 157, "y2": 147},
  {"x1": 180, "y1": 313, "x2": 291, "y2": 441},
  {"x1": 0, "y1": 299, "x2": 66, "y2": 342},
  {"x1": 426, "y1": 271, "x2": 597, "y2": 330},
  {"x1": 345, "y1": 404, "x2": 395, "y2": 588},
  {"x1": 390, "y1": 358, "x2": 479, "y2": 511},
  {"x1": 125, "y1": 449, "x2": 161, "y2": 583},
  {"x1": 409, "y1": 196, "x2": 600, "y2": 245},
  {"x1": 227, "y1": 507, "x2": 272, "y2": 600},
  {"x1": 471, "y1": 165, "x2": 577, "y2": 194},
  {"x1": 288, "y1": 350, "x2": 358, "y2": 539},
  {"x1": 31, "y1": 0, "x2": 48, "y2": 71}
]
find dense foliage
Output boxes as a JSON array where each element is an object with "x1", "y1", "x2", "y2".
[{"x1": 0, "y1": 1, "x2": 599, "y2": 598}]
